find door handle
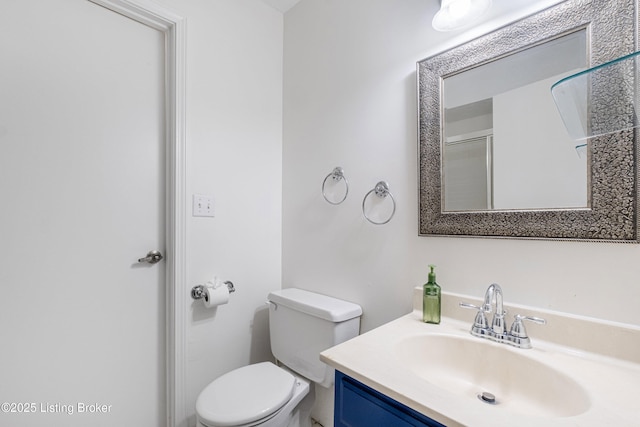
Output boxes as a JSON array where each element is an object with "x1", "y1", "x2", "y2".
[{"x1": 138, "y1": 250, "x2": 163, "y2": 264}]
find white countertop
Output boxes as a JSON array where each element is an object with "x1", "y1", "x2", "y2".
[{"x1": 321, "y1": 309, "x2": 640, "y2": 426}]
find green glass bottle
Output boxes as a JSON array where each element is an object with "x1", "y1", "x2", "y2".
[{"x1": 423, "y1": 265, "x2": 441, "y2": 324}]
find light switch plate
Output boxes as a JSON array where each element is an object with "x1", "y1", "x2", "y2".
[{"x1": 193, "y1": 194, "x2": 214, "y2": 217}]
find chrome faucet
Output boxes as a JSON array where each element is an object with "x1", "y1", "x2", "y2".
[
  {"x1": 483, "y1": 283, "x2": 507, "y2": 341},
  {"x1": 460, "y1": 284, "x2": 546, "y2": 349}
]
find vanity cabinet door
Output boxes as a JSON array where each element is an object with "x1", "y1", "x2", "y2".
[{"x1": 334, "y1": 371, "x2": 446, "y2": 427}]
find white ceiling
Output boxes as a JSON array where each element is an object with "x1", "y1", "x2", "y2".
[
  {"x1": 260, "y1": 1, "x2": 566, "y2": 28},
  {"x1": 261, "y1": 0, "x2": 302, "y2": 13}
]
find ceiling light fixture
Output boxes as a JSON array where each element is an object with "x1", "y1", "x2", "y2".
[{"x1": 432, "y1": 0, "x2": 492, "y2": 32}]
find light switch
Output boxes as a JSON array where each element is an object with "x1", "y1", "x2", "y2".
[{"x1": 193, "y1": 194, "x2": 214, "y2": 217}]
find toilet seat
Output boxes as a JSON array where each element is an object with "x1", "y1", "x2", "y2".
[{"x1": 196, "y1": 362, "x2": 296, "y2": 427}]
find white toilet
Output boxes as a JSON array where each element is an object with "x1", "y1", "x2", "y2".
[{"x1": 195, "y1": 288, "x2": 362, "y2": 427}]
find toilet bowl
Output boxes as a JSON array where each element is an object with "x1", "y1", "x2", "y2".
[{"x1": 195, "y1": 288, "x2": 362, "y2": 427}]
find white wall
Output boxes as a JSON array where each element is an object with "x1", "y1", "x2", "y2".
[
  {"x1": 153, "y1": 0, "x2": 284, "y2": 425},
  {"x1": 493, "y1": 74, "x2": 587, "y2": 209},
  {"x1": 283, "y1": 0, "x2": 640, "y2": 339}
]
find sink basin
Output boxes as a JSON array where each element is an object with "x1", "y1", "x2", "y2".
[{"x1": 395, "y1": 334, "x2": 590, "y2": 418}]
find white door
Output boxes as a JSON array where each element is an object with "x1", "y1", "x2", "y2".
[{"x1": 0, "y1": 1, "x2": 166, "y2": 426}]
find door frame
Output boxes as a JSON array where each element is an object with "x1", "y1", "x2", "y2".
[{"x1": 87, "y1": 1, "x2": 187, "y2": 425}]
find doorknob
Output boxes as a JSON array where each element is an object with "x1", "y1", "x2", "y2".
[{"x1": 138, "y1": 250, "x2": 163, "y2": 264}]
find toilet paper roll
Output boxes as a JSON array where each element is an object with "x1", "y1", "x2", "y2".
[{"x1": 203, "y1": 283, "x2": 230, "y2": 308}]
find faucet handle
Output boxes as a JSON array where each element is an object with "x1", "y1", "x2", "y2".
[
  {"x1": 511, "y1": 314, "x2": 546, "y2": 335},
  {"x1": 508, "y1": 314, "x2": 546, "y2": 349},
  {"x1": 459, "y1": 302, "x2": 490, "y2": 337}
]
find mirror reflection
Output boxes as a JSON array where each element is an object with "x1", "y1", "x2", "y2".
[{"x1": 441, "y1": 30, "x2": 589, "y2": 212}]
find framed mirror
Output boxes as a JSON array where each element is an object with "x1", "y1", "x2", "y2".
[{"x1": 418, "y1": 0, "x2": 638, "y2": 241}]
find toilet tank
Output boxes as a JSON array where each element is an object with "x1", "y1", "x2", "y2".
[{"x1": 267, "y1": 288, "x2": 362, "y2": 388}]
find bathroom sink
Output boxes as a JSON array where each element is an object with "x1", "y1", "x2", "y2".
[
  {"x1": 321, "y1": 303, "x2": 640, "y2": 427},
  {"x1": 394, "y1": 334, "x2": 590, "y2": 418}
]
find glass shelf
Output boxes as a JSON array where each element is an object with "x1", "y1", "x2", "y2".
[{"x1": 551, "y1": 50, "x2": 640, "y2": 140}]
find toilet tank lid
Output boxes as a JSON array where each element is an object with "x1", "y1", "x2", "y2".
[{"x1": 268, "y1": 288, "x2": 362, "y2": 322}]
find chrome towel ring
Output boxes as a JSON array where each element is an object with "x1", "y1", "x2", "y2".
[
  {"x1": 322, "y1": 167, "x2": 349, "y2": 205},
  {"x1": 362, "y1": 181, "x2": 396, "y2": 225}
]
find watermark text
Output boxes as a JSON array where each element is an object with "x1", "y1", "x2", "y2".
[{"x1": 1, "y1": 402, "x2": 112, "y2": 415}]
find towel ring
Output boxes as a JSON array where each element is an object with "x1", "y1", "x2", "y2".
[
  {"x1": 322, "y1": 167, "x2": 349, "y2": 205},
  {"x1": 362, "y1": 181, "x2": 396, "y2": 225}
]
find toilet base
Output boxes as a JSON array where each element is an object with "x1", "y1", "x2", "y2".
[{"x1": 287, "y1": 379, "x2": 314, "y2": 427}]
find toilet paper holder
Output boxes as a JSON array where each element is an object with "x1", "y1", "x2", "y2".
[{"x1": 191, "y1": 281, "x2": 235, "y2": 300}]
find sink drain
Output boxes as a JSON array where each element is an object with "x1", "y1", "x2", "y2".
[{"x1": 477, "y1": 391, "x2": 498, "y2": 405}]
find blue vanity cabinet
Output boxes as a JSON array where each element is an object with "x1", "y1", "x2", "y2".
[{"x1": 334, "y1": 371, "x2": 446, "y2": 427}]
